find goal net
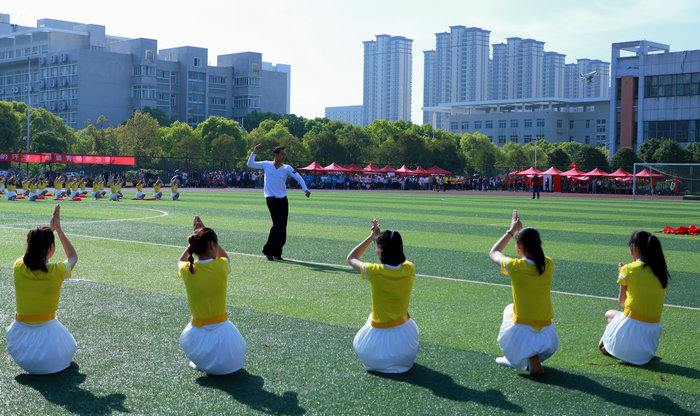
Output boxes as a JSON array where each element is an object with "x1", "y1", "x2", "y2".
[{"x1": 632, "y1": 163, "x2": 700, "y2": 200}]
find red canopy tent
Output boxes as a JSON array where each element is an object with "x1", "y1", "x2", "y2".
[
  {"x1": 395, "y1": 165, "x2": 416, "y2": 175},
  {"x1": 363, "y1": 163, "x2": 381, "y2": 174},
  {"x1": 412, "y1": 166, "x2": 430, "y2": 176},
  {"x1": 583, "y1": 168, "x2": 610, "y2": 177},
  {"x1": 540, "y1": 167, "x2": 564, "y2": 176},
  {"x1": 377, "y1": 164, "x2": 397, "y2": 174},
  {"x1": 321, "y1": 163, "x2": 350, "y2": 173},
  {"x1": 635, "y1": 168, "x2": 664, "y2": 178},
  {"x1": 515, "y1": 167, "x2": 543, "y2": 176},
  {"x1": 426, "y1": 165, "x2": 452, "y2": 175},
  {"x1": 608, "y1": 168, "x2": 633, "y2": 178},
  {"x1": 344, "y1": 163, "x2": 365, "y2": 174},
  {"x1": 297, "y1": 161, "x2": 324, "y2": 173},
  {"x1": 560, "y1": 167, "x2": 587, "y2": 177}
]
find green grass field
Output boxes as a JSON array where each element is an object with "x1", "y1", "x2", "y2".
[{"x1": 0, "y1": 190, "x2": 698, "y2": 415}]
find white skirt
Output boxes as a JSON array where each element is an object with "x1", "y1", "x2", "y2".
[
  {"x1": 353, "y1": 314, "x2": 419, "y2": 373},
  {"x1": 7, "y1": 191, "x2": 17, "y2": 198},
  {"x1": 28, "y1": 192, "x2": 38, "y2": 199},
  {"x1": 109, "y1": 193, "x2": 119, "y2": 201},
  {"x1": 171, "y1": 192, "x2": 178, "y2": 199},
  {"x1": 71, "y1": 191, "x2": 80, "y2": 198},
  {"x1": 55, "y1": 190, "x2": 66, "y2": 198},
  {"x1": 602, "y1": 312, "x2": 661, "y2": 365},
  {"x1": 179, "y1": 320, "x2": 246, "y2": 375},
  {"x1": 135, "y1": 192, "x2": 145, "y2": 198},
  {"x1": 5, "y1": 319, "x2": 77, "y2": 374},
  {"x1": 497, "y1": 304, "x2": 559, "y2": 371}
]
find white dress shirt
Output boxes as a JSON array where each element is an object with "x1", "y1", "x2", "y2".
[{"x1": 247, "y1": 153, "x2": 308, "y2": 198}]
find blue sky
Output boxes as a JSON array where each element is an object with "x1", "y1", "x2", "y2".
[{"x1": 7, "y1": 0, "x2": 700, "y2": 123}]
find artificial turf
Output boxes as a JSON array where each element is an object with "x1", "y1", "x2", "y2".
[{"x1": 0, "y1": 191, "x2": 698, "y2": 415}]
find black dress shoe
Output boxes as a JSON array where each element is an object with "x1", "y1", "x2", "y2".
[
  {"x1": 265, "y1": 255, "x2": 274, "y2": 261},
  {"x1": 273, "y1": 256, "x2": 284, "y2": 261}
]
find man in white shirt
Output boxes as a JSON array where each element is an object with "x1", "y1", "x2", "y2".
[{"x1": 247, "y1": 144, "x2": 310, "y2": 261}]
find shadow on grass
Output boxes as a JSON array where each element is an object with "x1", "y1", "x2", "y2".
[
  {"x1": 526, "y1": 367, "x2": 698, "y2": 416},
  {"x1": 196, "y1": 369, "x2": 305, "y2": 415},
  {"x1": 282, "y1": 259, "x2": 355, "y2": 275},
  {"x1": 15, "y1": 362, "x2": 129, "y2": 415},
  {"x1": 371, "y1": 363, "x2": 524, "y2": 413},
  {"x1": 628, "y1": 356, "x2": 700, "y2": 381}
]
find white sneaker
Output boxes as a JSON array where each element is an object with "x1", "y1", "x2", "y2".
[
  {"x1": 189, "y1": 361, "x2": 202, "y2": 371},
  {"x1": 495, "y1": 356, "x2": 514, "y2": 368}
]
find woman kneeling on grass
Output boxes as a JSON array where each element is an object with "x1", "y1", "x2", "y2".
[
  {"x1": 598, "y1": 231, "x2": 669, "y2": 365},
  {"x1": 6, "y1": 205, "x2": 78, "y2": 374},
  {"x1": 347, "y1": 219, "x2": 419, "y2": 373},
  {"x1": 488, "y1": 210, "x2": 558, "y2": 376},
  {"x1": 178, "y1": 216, "x2": 246, "y2": 375}
]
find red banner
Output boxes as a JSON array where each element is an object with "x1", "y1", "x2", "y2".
[{"x1": 0, "y1": 152, "x2": 135, "y2": 165}]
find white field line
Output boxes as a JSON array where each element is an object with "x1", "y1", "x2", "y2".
[
  {"x1": 6, "y1": 207, "x2": 169, "y2": 226},
  {"x1": 0, "y1": 222, "x2": 697, "y2": 312}
]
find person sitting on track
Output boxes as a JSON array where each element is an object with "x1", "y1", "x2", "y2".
[
  {"x1": 79, "y1": 178, "x2": 88, "y2": 197},
  {"x1": 347, "y1": 219, "x2": 419, "y2": 373},
  {"x1": 178, "y1": 216, "x2": 246, "y2": 375},
  {"x1": 28, "y1": 178, "x2": 40, "y2": 201},
  {"x1": 598, "y1": 230, "x2": 670, "y2": 365},
  {"x1": 108, "y1": 175, "x2": 120, "y2": 202},
  {"x1": 6, "y1": 176, "x2": 18, "y2": 200},
  {"x1": 170, "y1": 175, "x2": 180, "y2": 201},
  {"x1": 134, "y1": 179, "x2": 146, "y2": 200},
  {"x1": 6, "y1": 205, "x2": 78, "y2": 374},
  {"x1": 54, "y1": 174, "x2": 66, "y2": 199},
  {"x1": 38, "y1": 177, "x2": 48, "y2": 197},
  {"x1": 91, "y1": 176, "x2": 103, "y2": 200},
  {"x1": 69, "y1": 178, "x2": 81, "y2": 200},
  {"x1": 488, "y1": 210, "x2": 559, "y2": 376},
  {"x1": 153, "y1": 178, "x2": 163, "y2": 200}
]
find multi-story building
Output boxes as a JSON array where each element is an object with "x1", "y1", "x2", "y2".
[
  {"x1": 363, "y1": 34, "x2": 412, "y2": 126},
  {"x1": 610, "y1": 40, "x2": 700, "y2": 155},
  {"x1": 424, "y1": 97, "x2": 609, "y2": 147},
  {"x1": 325, "y1": 105, "x2": 363, "y2": 126},
  {"x1": 564, "y1": 59, "x2": 610, "y2": 100},
  {"x1": 543, "y1": 52, "x2": 565, "y2": 98},
  {"x1": 0, "y1": 13, "x2": 289, "y2": 129},
  {"x1": 423, "y1": 26, "x2": 490, "y2": 128}
]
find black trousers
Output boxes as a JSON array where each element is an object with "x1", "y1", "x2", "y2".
[
  {"x1": 532, "y1": 185, "x2": 540, "y2": 199},
  {"x1": 263, "y1": 197, "x2": 288, "y2": 257}
]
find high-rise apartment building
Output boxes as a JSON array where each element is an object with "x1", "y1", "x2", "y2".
[
  {"x1": 362, "y1": 34, "x2": 412, "y2": 126},
  {"x1": 423, "y1": 26, "x2": 490, "y2": 129},
  {"x1": 0, "y1": 13, "x2": 289, "y2": 129},
  {"x1": 564, "y1": 59, "x2": 610, "y2": 100},
  {"x1": 325, "y1": 105, "x2": 363, "y2": 126},
  {"x1": 543, "y1": 52, "x2": 566, "y2": 98}
]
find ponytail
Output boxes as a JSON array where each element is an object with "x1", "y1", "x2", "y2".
[
  {"x1": 23, "y1": 227, "x2": 55, "y2": 273},
  {"x1": 629, "y1": 231, "x2": 670, "y2": 288},
  {"x1": 185, "y1": 227, "x2": 218, "y2": 274},
  {"x1": 516, "y1": 227, "x2": 546, "y2": 275},
  {"x1": 376, "y1": 230, "x2": 406, "y2": 266}
]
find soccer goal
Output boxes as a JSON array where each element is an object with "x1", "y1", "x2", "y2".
[{"x1": 632, "y1": 163, "x2": 700, "y2": 200}]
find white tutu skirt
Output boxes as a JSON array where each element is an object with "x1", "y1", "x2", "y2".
[
  {"x1": 602, "y1": 312, "x2": 661, "y2": 365},
  {"x1": 179, "y1": 320, "x2": 246, "y2": 375},
  {"x1": 353, "y1": 314, "x2": 419, "y2": 373},
  {"x1": 109, "y1": 193, "x2": 119, "y2": 201},
  {"x1": 6, "y1": 319, "x2": 77, "y2": 374},
  {"x1": 7, "y1": 191, "x2": 17, "y2": 198},
  {"x1": 135, "y1": 192, "x2": 145, "y2": 198},
  {"x1": 497, "y1": 304, "x2": 559, "y2": 371}
]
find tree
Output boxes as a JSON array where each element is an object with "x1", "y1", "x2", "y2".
[
  {"x1": 277, "y1": 135, "x2": 311, "y2": 166},
  {"x1": 503, "y1": 142, "x2": 530, "y2": 169},
  {"x1": 0, "y1": 101, "x2": 22, "y2": 152},
  {"x1": 653, "y1": 139, "x2": 691, "y2": 163},
  {"x1": 638, "y1": 138, "x2": 662, "y2": 163},
  {"x1": 279, "y1": 114, "x2": 309, "y2": 138},
  {"x1": 304, "y1": 130, "x2": 345, "y2": 165},
  {"x1": 337, "y1": 126, "x2": 378, "y2": 165},
  {"x1": 142, "y1": 106, "x2": 175, "y2": 127},
  {"x1": 160, "y1": 121, "x2": 197, "y2": 156},
  {"x1": 427, "y1": 138, "x2": 465, "y2": 175},
  {"x1": 75, "y1": 116, "x2": 119, "y2": 155},
  {"x1": 364, "y1": 119, "x2": 402, "y2": 144},
  {"x1": 558, "y1": 141, "x2": 584, "y2": 160},
  {"x1": 611, "y1": 147, "x2": 641, "y2": 172},
  {"x1": 242, "y1": 110, "x2": 282, "y2": 131},
  {"x1": 460, "y1": 133, "x2": 500, "y2": 175},
  {"x1": 195, "y1": 116, "x2": 245, "y2": 156},
  {"x1": 686, "y1": 142, "x2": 700, "y2": 163},
  {"x1": 22, "y1": 107, "x2": 76, "y2": 154},
  {"x1": 116, "y1": 110, "x2": 161, "y2": 157},
  {"x1": 547, "y1": 147, "x2": 572, "y2": 171},
  {"x1": 572, "y1": 145, "x2": 609, "y2": 172}
]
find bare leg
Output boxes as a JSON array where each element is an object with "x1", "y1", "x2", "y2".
[
  {"x1": 598, "y1": 309, "x2": 621, "y2": 356},
  {"x1": 529, "y1": 355, "x2": 543, "y2": 376}
]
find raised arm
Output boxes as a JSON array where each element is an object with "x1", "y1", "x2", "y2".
[
  {"x1": 50, "y1": 205, "x2": 78, "y2": 269},
  {"x1": 347, "y1": 219, "x2": 380, "y2": 273},
  {"x1": 247, "y1": 144, "x2": 266, "y2": 169},
  {"x1": 489, "y1": 209, "x2": 522, "y2": 266}
]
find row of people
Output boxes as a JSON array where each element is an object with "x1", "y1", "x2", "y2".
[{"x1": 7, "y1": 206, "x2": 670, "y2": 377}]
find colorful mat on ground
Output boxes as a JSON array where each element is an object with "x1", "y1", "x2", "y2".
[{"x1": 661, "y1": 225, "x2": 700, "y2": 235}]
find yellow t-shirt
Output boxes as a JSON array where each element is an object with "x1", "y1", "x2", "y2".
[
  {"x1": 501, "y1": 257, "x2": 555, "y2": 328},
  {"x1": 618, "y1": 261, "x2": 668, "y2": 320},
  {"x1": 56, "y1": 180, "x2": 63, "y2": 190},
  {"x1": 179, "y1": 257, "x2": 230, "y2": 320},
  {"x1": 14, "y1": 258, "x2": 72, "y2": 324},
  {"x1": 9, "y1": 184, "x2": 16, "y2": 192},
  {"x1": 361, "y1": 261, "x2": 415, "y2": 324},
  {"x1": 171, "y1": 183, "x2": 178, "y2": 193},
  {"x1": 99, "y1": 183, "x2": 104, "y2": 191},
  {"x1": 154, "y1": 184, "x2": 161, "y2": 193},
  {"x1": 110, "y1": 184, "x2": 117, "y2": 194},
  {"x1": 137, "y1": 183, "x2": 143, "y2": 192}
]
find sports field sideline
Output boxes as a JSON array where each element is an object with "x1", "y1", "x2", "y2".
[{"x1": 0, "y1": 191, "x2": 698, "y2": 415}]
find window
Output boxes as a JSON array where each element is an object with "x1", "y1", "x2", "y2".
[
  {"x1": 557, "y1": 119, "x2": 563, "y2": 128},
  {"x1": 193, "y1": 57, "x2": 202, "y2": 67},
  {"x1": 234, "y1": 95, "x2": 260, "y2": 108},
  {"x1": 170, "y1": 94, "x2": 177, "y2": 107},
  {"x1": 498, "y1": 135, "x2": 506, "y2": 144},
  {"x1": 536, "y1": 118, "x2": 545, "y2": 127},
  {"x1": 450, "y1": 122, "x2": 458, "y2": 130},
  {"x1": 133, "y1": 65, "x2": 156, "y2": 76},
  {"x1": 131, "y1": 86, "x2": 156, "y2": 100},
  {"x1": 510, "y1": 120, "x2": 518, "y2": 128},
  {"x1": 585, "y1": 120, "x2": 591, "y2": 128},
  {"x1": 234, "y1": 77, "x2": 261, "y2": 87},
  {"x1": 644, "y1": 72, "x2": 700, "y2": 98},
  {"x1": 569, "y1": 120, "x2": 575, "y2": 129},
  {"x1": 585, "y1": 136, "x2": 590, "y2": 144},
  {"x1": 209, "y1": 75, "x2": 226, "y2": 84},
  {"x1": 461, "y1": 121, "x2": 469, "y2": 130},
  {"x1": 510, "y1": 135, "x2": 518, "y2": 143},
  {"x1": 209, "y1": 97, "x2": 226, "y2": 105},
  {"x1": 474, "y1": 121, "x2": 482, "y2": 129},
  {"x1": 524, "y1": 135, "x2": 533, "y2": 143},
  {"x1": 499, "y1": 119, "x2": 506, "y2": 128},
  {"x1": 188, "y1": 71, "x2": 206, "y2": 92},
  {"x1": 485, "y1": 120, "x2": 493, "y2": 129},
  {"x1": 524, "y1": 119, "x2": 532, "y2": 128}
]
